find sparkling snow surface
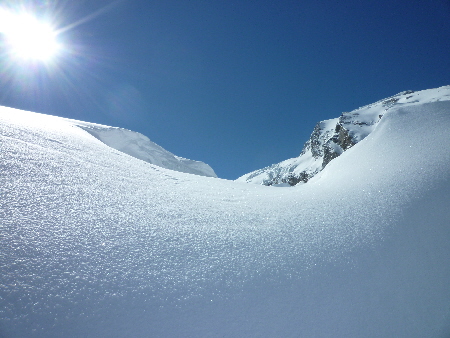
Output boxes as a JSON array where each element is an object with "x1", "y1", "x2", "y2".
[{"x1": 1, "y1": 86, "x2": 450, "y2": 337}]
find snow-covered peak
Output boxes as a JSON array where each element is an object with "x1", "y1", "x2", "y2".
[{"x1": 237, "y1": 85, "x2": 450, "y2": 186}]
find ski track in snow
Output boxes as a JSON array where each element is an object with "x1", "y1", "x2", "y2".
[{"x1": 1, "y1": 87, "x2": 450, "y2": 337}]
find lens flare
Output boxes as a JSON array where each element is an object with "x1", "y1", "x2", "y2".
[
  {"x1": 0, "y1": 1, "x2": 124, "y2": 117},
  {"x1": 0, "y1": 9, "x2": 60, "y2": 62}
]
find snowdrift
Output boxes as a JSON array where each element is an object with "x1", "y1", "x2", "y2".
[
  {"x1": 76, "y1": 123, "x2": 217, "y2": 178},
  {"x1": 1, "y1": 86, "x2": 450, "y2": 337}
]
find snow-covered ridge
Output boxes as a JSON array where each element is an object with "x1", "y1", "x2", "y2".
[
  {"x1": 237, "y1": 85, "x2": 450, "y2": 186},
  {"x1": 0, "y1": 108, "x2": 216, "y2": 177},
  {"x1": 76, "y1": 124, "x2": 217, "y2": 178}
]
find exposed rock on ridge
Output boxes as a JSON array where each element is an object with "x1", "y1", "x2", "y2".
[{"x1": 237, "y1": 89, "x2": 423, "y2": 186}]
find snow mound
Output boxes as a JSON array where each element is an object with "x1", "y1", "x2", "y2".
[
  {"x1": 238, "y1": 85, "x2": 450, "y2": 186},
  {"x1": 77, "y1": 124, "x2": 217, "y2": 178}
]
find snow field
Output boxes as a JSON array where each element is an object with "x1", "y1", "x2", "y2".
[{"x1": 1, "y1": 88, "x2": 449, "y2": 337}]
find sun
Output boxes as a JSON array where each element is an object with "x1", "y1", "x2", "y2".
[{"x1": 0, "y1": 9, "x2": 60, "y2": 62}]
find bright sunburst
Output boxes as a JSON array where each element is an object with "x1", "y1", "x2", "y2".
[{"x1": 0, "y1": 9, "x2": 60, "y2": 62}]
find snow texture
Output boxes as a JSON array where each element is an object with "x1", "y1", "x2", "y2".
[{"x1": 1, "y1": 85, "x2": 450, "y2": 337}]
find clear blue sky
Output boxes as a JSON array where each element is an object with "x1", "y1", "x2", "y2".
[{"x1": 1, "y1": 0, "x2": 449, "y2": 179}]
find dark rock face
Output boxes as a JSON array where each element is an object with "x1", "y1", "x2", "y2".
[
  {"x1": 334, "y1": 123, "x2": 355, "y2": 151},
  {"x1": 286, "y1": 171, "x2": 309, "y2": 185},
  {"x1": 322, "y1": 122, "x2": 355, "y2": 168},
  {"x1": 306, "y1": 123, "x2": 325, "y2": 159}
]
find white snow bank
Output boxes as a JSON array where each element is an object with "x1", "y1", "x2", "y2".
[
  {"x1": 0, "y1": 87, "x2": 449, "y2": 337},
  {"x1": 77, "y1": 124, "x2": 217, "y2": 178}
]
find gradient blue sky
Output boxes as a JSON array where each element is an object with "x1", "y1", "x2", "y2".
[{"x1": 1, "y1": 0, "x2": 449, "y2": 179}]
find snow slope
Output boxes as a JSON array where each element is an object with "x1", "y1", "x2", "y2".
[
  {"x1": 13, "y1": 113, "x2": 217, "y2": 178},
  {"x1": 76, "y1": 123, "x2": 217, "y2": 178},
  {"x1": 237, "y1": 87, "x2": 448, "y2": 186},
  {"x1": 1, "y1": 86, "x2": 450, "y2": 337}
]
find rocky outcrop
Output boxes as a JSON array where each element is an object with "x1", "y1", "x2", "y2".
[{"x1": 237, "y1": 89, "x2": 422, "y2": 186}]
